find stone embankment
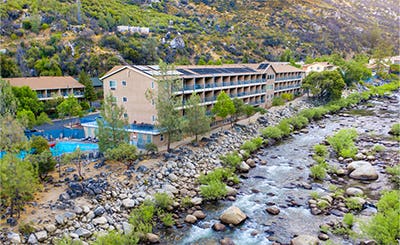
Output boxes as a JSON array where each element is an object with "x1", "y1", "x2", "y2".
[{"x1": 2, "y1": 99, "x2": 315, "y2": 244}]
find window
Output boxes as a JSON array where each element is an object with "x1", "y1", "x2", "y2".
[
  {"x1": 110, "y1": 81, "x2": 117, "y2": 90},
  {"x1": 151, "y1": 99, "x2": 154, "y2": 105},
  {"x1": 151, "y1": 81, "x2": 154, "y2": 89},
  {"x1": 152, "y1": 115, "x2": 156, "y2": 122},
  {"x1": 123, "y1": 97, "x2": 128, "y2": 102},
  {"x1": 124, "y1": 113, "x2": 128, "y2": 118},
  {"x1": 160, "y1": 134, "x2": 164, "y2": 141},
  {"x1": 122, "y1": 81, "x2": 127, "y2": 86}
]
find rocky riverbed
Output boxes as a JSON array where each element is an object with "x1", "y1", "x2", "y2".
[{"x1": 1, "y1": 93, "x2": 399, "y2": 244}]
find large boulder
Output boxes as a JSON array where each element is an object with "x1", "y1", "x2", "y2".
[
  {"x1": 146, "y1": 233, "x2": 160, "y2": 243},
  {"x1": 220, "y1": 237, "x2": 236, "y2": 245},
  {"x1": 75, "y1": 228, "x2": 92, "y2": 238},
  {"x1": 291, "y1": 235, "x2": 319, "y2": 245},
  {"x1": 7, "y1": 232, "x2": 21, "y2": 243},
  {"x1": 193, "y1": 210, "x2": 206, "y2": 219},
  {"x1": 184, "y1": 214, "x2": 197, "y2": 224},
  {"x1": 266, "y1": 206, "x2": 280, "y2": 215},
  {"x1": 220, "y1": 206, "x2": 247, "y2": 225},
  {"x1": 34, "y1": 230, "x2": 47, "y2": 242},
  {"x1": 239, "y1": 162, "x2": 250, "y2": 173},
  {"x1": 347, "y1": 161, "x2": 378, "y2": 180},
  {"x1": 92, "y1": 216, "x2": 108, "y2": 225},
  {"x1": 122, "y1": 199, "x2": 135, "y2": 208}
]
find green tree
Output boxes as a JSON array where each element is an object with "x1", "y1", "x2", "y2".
[
  {"x1": 78, "y1": 71, "x2": 96, "y2": 105},
  {"x1": 34, "y1": 57, "x2": 62, "y2": 76},
  {"x1": 212, "y1": 91, "x2": 236, "y2": 123},
  {"x1": 183, "y1": 93, "x2": 211, "y2": 141},
  {"x1": 105, "y1": 143, "x2": 138, "y2": 169},
  {"x1": 16, "y1": 109, "x2": 36, "y2": 129},
  {"x1": 147, "y1": 61, "x2": 183, "y2": 151},
  {"x1": 302, "y1": 70, "x2": 346, "y2": 101},
  {"x1": 28, "y1": 150, "x2": 56, "y2": 181},
  {"x1": 0, "y1": 114, "x2": 28, "y2": 153},
  {"x1": 0, "y1": 79, "x2": 18, "y2": 115},
  {"x1": 0, "y1": 55, "x2": 21, "y2": 78},
  {"x1": 36, "y1": 112, "x2": 52, "y2": 126},
  {"x1": 57, "y1": 94, "x2": 83, "y2": 124},
  {"x1": 342, "y1": 61, "x2": 372, "y2": 86},
  {"x1": 232, "y1": 98, "x2": 245, "y2": 121},
  {"x1": 97, "y1": 94, "x2": 129, "y2": 152},
  {"x1": 61, "y1": 148, "x2": 85, "y2": 180},
  {"x1": 30, "y1": 136, "x2": 49, "y2": 154},
  {"x1": 0, "y1": 154, "x2": 39, "y2": 218},
  {"x1": 12, "y1": 85, "x2": 44, "y2": 116}
]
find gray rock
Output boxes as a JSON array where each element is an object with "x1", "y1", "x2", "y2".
[
  {"x1": 44, "y1": 224, "x2": 57, "y2": 233},
  {"x1": 55, "y1": 214, "x2": 66, "y2": 225},
  {"x1": 191, "y1": 197, "x2": 203, "y2": 205},
  {"x1": 239, "y1": 162, "x2": 250, "y2": 173},
  {"x1": 75, "y1": 228, "x2": 92, "y2": 238},
  {"x1": 290, "y1": 235, "x2": 319, "y2": 245},
  {"x1": 184, "y1": 214, "x2": 197, "y2": 224},
  {"x1": 169, "y1": 173, "x2": 178, "y2": 182},
  {"x1": 92, "y1": 216, "x2": 108, "y2": 225},
  {"x1": 346, "y1": 187, "x2": 364, "y2": 196},
  {"x1": 146, "y1": 233, "x2": 160, "y2": 243},
  {"x1": 266, "y1": 207, "x2": 280, "y2": 215},
  {"x1": 212, "y1": 222, "x2": 226, "y2": 232},
  {"x1": 226, "y1": 186, "x2": 238, "y2": 196},
  {"x1": 164, "y1": 184, "x2": 179, "y2": 195},
  {"x1": 34, "y1": 230, "x2": 47, "y2": 242},
  {"x1": 27, "y1": 233, "x2": 38, "y2": 244},
  {"x1": 347, "y1": 161, "x2": 378, "y2": 180},
  {"x1": 94, "y1": 206, "x2": 106, "y2": 217},
  {"x1": 193, "y1": 210, "x2": 206, "y2": 219},
  {"x1": 220, "y1": 237, "x2": 235, "y2": 245},
  {"x1": 318, "y1": 233, "x2": 329, "y2": 241},
  {"x1": 220, "y1": 206, "x2": 247, "y2": 225},
  {"x1": 122, "y1": 199, "x2": 135, "y2": 208},
  {"x1": 7, "y1": 232, "x2": 21, "y2": 243},
  {"x1": 246, "y1": 158, "x2": 256, "y2": 168},
  {"x1": 122, "y1": 222, "x2": 132, "y2": 235},
  {"x1": 73, "y1": 206, "x2": 83, "y2": 215}
]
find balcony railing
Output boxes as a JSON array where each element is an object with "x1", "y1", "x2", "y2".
[
  {"x1": 275, "y1": 85, "x2": 301, "y2": 91},
  {"x1": 275, "y1": 76, "x2": 302, "y2": 81},
  {"x1": 178, "y1": 78, "x2": 267, "y2": 93}
]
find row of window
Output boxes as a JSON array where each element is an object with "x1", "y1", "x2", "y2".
[{"x1": 109, "y1": 80, "x2": 155, "y2": 89}]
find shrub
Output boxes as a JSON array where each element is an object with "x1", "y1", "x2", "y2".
[
  {"x1": 389, "y1": 123, "x2": 400, "y2": 136},
  {"x1": 93, "y1": 230, "x2": 138, "y2": 245},
  {"x1": 310, "y1": 164, "x2": 326, "y2": 180},
  {"x1": 160, "y1": 212, "x2": 175, "y2": 227},
  {"x1": 310, "y1": 191, "x2": 320, "y2": 199},
  {"x1": 199, "y1": 168, "x2": 238, "y2": 185},
  {"x1": 343, "y1": 213, "x2": 354, "y2": 228},
  {"x1": 345, "y1": 197, "x2": 363, "y2": 210},
  {"x1": 154, "y1": 193, "x2": 173, "y2": 210},
  {"x1": 313, "y1": 107, "x2": 328, "y2": 120},
  {"x1": 300, "y1": 108, "x2": 315, "y2": 120},
  {"x1": 145, "y1": 142, "x2": 158, "y2": 155},
  {"x1": 327, "y1": 128, "x2": 358, "y2": 158},
  {"x1": 372, "y1": 144, "x2": 385, "y2": 152},
  {"x1": 361, "y1": 190, "x2": 400, "y2": 244},
  {"x1": 272, "y1": 97, "x2": 285, "y2": 106},
  {"x1": 181, "y1": 196, "x2": 192, "y2": 208},
  {"x1": 281, "y1": 93, "x2": 294, "y2": 101},
  {"x1": 255, "y1": 107, "x2": 267, "y2": 114},
  {"x1": 386, "y1": 165, "x2": 400, "y2": 187},
  {"x1": 278, "y1": 119, "x2": 293, "y2": 136},
  {"x1": 220, "y1": 151, "x2": 242, "y2": 168},
  {"x1": 55, "y1": 236, "x2": 84, "y2": 245},
  {"x1": 129, "y1": 201, "x2": 155, "y2": 235},
  {"x1": 19, "y1": 222, "x2": 35, "y2": 236},
  {"x1": 288, "y1": 116, "x2": 309, "y2": 130},
  {"x1": 314, "y1": 144, "x2": 328, "y2": 158},
  {"x1": 251, "y1": 137, "x2": 264, "y2": 148},
  {"x1": 240, "y1": 141, "x2": 257, "y2": 153},
  {"x1": 261, "y1": 126, "x2": 283, "y2": 140},
  {"x1": 200, "y1": 180, "x2": 227, "y2": 200}
]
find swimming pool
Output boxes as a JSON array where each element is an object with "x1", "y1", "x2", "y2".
[{"x1": 50, "y1": 141, "x2": 99, "y2": 156}]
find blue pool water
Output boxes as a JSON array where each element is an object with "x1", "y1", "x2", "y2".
[{"x1": 50, "y1": 141, "x2": 99, "y2": 156}]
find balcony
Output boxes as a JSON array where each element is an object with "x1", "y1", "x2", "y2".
[
  {"x1": 178, "y1": 78, "x2": 267, "y2": 94},
  {"x1": 275, "y1": 75, "x2": 302, "y2": 82},
  {"x1": 274, "y1": 85, "x2": 301, "y2": 92}
]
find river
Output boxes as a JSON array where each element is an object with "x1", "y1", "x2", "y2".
[{"x1": 162, "y1": 93, "x2": 399, "y2": 245}]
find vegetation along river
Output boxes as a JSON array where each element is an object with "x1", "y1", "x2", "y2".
[{"x1": 162, "y1": 93, "x2": 399, "y2": 245}]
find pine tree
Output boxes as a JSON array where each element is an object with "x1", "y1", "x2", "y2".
[
  {"x1": 78, "y1": 71, "x2": 97, "y2": 105},
  {"x1": 183, "y1": 93, "x2": 211, "y2": 141}
]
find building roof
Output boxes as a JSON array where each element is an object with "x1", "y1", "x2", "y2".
[
  {"x1": 270, "y1": 63, "x2": 304, "y2": 73},
  {"x1": 6, "y1": 76, "x2": 85, "y2": 90},
  {"x1": 90, "y1": 77, "x2": 103, "y2": 87}
]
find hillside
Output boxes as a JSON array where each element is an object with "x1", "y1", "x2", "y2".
[{"x1": 0, "y1": 0, "x2": 398, "y2": 77}]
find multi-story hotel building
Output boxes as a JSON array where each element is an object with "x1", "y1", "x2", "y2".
[{"x1": 82, "y1": 62, "x2": 304, "y2": 148}]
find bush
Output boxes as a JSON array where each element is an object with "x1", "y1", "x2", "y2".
[
  {"x1": 93, "y1": 230, "x2": 138, "y2": 245},
  {"x1": 199, "y1": 168, "x2": 238, "y2": 185},
  {"x1": 314, "y1": 144, "x2": 328, "y2": 158},
  {"x1": 55, "y1": 236, "x2": 84, "y2": 245},
  {"x1": 386, "y1": 165, "x2": 400, "y2": 187},
  {"x1": 251, "y1": 137, "x2": 264, "y2": 148},
  {"x1": 327, "y1": 128, "x2": 358, "y2": 158},
  {"x1": 160, "y1": 212, "x2": 175, "y2": 227},
  {"x1": 343, "y1": 213, "x2": 354, "y2": 228},
  {"x1": 281, "y1": 93, "x2": 294, "y2": 101},
  {"x1": 372, "y1": 144, "x2": 385, "y2": 152},
  {"x1": 181, "y1": 196, "x2": 192, "y2": 208},
  {"x1": 154, "y1": 193, "x2": 173, "y2": 210},
  {"x1": 200, "y1": 180, "x2": 227, "y2": 200},
  {"x1": 278, "y1": 119, "x2": 293, "y2": 136},
  {"x1": 312, "y1": 107, "x2": 328, "y2": 120},
  {"x1": 345, "y1": 197, "x2": 363, "y2": 210},
  {"x1": 272, "y1": 97, "x2": 285, "y2": 106},
  {"x1": 19, "y1": 222, "x2": 35, "y2": 236},
  {"x1": 129, "y1": 201, "x2": 155, "y2": 235},
  {"x1": 300, "y1": 108, "x2": 316, "y2": 120},
  {"x1": 145, "y1": 142, "x2": 158, "y2": 155},
  {"x1": 310, "y1": 164, "x2": 326, "y2": 180},
  {"x1": 362, "y1": 190, "x2": 400, "y2": 244},
  {"x1": 220, "y1": 151, "x2": 242, "y2": 168},
  {"x1": 261, "y1": 126, "x2": 283, "y2": 140},
  {"x1": 389, "y1": 123, "x2": 400, "y2": 136},
  {"x1": 240, "y1": 141, "x2": 257, "y2": 153},
  {"x1": 287, "y1": 116, "x2": 309, "y2": 130}
]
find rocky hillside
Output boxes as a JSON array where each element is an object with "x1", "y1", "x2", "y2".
[{"x1": 0, "y1": 0, "x2": 398, "y2": 77}]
